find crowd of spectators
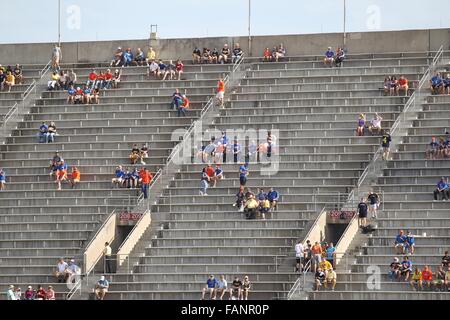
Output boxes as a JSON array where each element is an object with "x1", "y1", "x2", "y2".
[
  {"x1": 193, "y1": 43, "x2": 243, "y2": 65},
  {"x1": 429, "y1": 72, "x2": 450, "y2": 95},
  {"x1": 383, "y1": 75, "x2": 409, "y2": 96},
  {"x1": 262, "y1": 44, "x2": 286, "y2": 62},
  {"x1": 0, "y1": 64, "x2": 23, "y2": 92},
  {"x1": 356, "y1": 113, "x2": 383, "y2": 136},
  {"x1": 111, "y1": 165, "x2": 153, "y2": 199},
  {"x1": 6, "y1": 284, "x2": 56, "y2": 300},
  {"x1": 201, "y1": 274, "x2": 251, "y2": 300},
  {"x1": 425, "y1": 132, "x2": 449, "y2": 159},
  {"x1": 324, "y1": 47, "x2": 346, "y2": 67}
]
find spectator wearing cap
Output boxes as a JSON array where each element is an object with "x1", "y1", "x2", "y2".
[
  {"x1": 111, "y1": 47, "x2": 124, "y2": 67},
  {"x1": 389, "y1": 257, "x2": 401, "y2": 281},
  {"x1": 192, "y1": 47, "x2": 201, "y2": 64},
  {"x1": 25, "y1": 286, "x2": 35, "y2": 300},
  {"x1": 433, "y1": 177, "x2": 449, "y2": 201},
  {"x1": 14, "y1": 287, "x2": 22, "y2": 300},
  {"x1": 6, "y1": 285, "x2": 16, "y2": 300},
  {"x1": 95, "y1": 276, "x2": 109, "y2": 300},
  {"x1": 46, "y1": 286, "x2": 55, "y2": 300},
  {"x1": 324, "y1": 47, "x2": 335, "y2": 67}
]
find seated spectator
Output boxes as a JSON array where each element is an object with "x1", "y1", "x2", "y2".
[
  {"x1": 368, "y1": 113, "x2": 383, "y2": 136},
  {"x1": 201, "y1": 275, "x2": 217, "y2": 300},
  {"x1": 267, "y1": 187, "x2": 279, "y2": 211},
  {"x1": 258, "y1": 198, "x2": 270, "y2": 220},
  {"x1": 400, "y1": 256, "x2": 413, "y2": 281},
  {"x1": 110, "y1": 47, "x2": 124, "y2": 67},
  {"x1": 273, "y1": 44, "x2": 286, "y2": 62},
  {"x1": 256, "y1": 188, "x2": 267, "y2": 202},
  {"x1": 389, "y1": 257, "x2": 401, "y2": 281},
  {"x1": 263, "y1": 47, "x2": 272, "y2": 62},
  {"x1": 192, "y1": 47, "x2": 202, "y2": 64},
  {"x1": 91, "y1": 87, "x2": 100, "y2": 104},
  {"x1": 421, "y1": 265, "x2": 433, "y2": 290},
  {"x1": 171, "y1": 89, "x2": 183, "y2": 110},
  {"x1": 123, "y1": 48, "x2": 134, "y2": 67},
  {"x1": 383, "y1": 76, "x2": 391, "y2": 96},
  {"x1": 394, "y1": 229, "x2": 407, "y2": 254},
  {"x1": 211, "y1": 164, "x2": 224, "y2": 188},
  {"x1": 35, "y1": 285, "x2": 46, "y2": 300},
  {"x1": 47, "y1": 71, "x2": 60, "y2": 91},
  {"x1": 232, "y1": 43, "x2": 243, "y2": 63},
  {"x1": 146, "y1": 47, "x2": 156, "y2": 65},
  {"x1": 72, "y1": 86, "x2": 82, "y2": 104},
  {"x1": 434, "y1": 266, "x2": 446, "y2": 291},
  {"x1": 430, "y1": 72, "x2": 444, "y2": 95},
  {"x1": 211, "y1": 48, "x2": 219, "y2": 64},
  {"x1": 112, "y1": 69, "x2": 122, "y2": 89},
  {"x1": 46, "y1": 121, "x2": 57, "y2": 143},
  {"x1": 134, "y1": 48, "x2": 145, "y2": 66},
  {"x1": 94, "y1": 276, "x2": 109, "y2": 300},
  {"x1": 129, "y1": 144, "x2": 141, "y2": 164},
  {"x1": 103, "y1": 69, "x2": 113, "y2": 89},
  {"x1": 70, "y1": 167, "x2": 81, "y2": 188},
  {"x1": 442, "y1": 251, "x2": 450, "y2": 268},
  {"x1": 4, "y1": 71, "x2": 15, "y2": 92},
  {"x1": 446, "y1": 266, "x2": 450, "y2": 291},
  {"x1": 112, "y1": 166, "x2": 125, "y2": 187},
  {"x1": 49, "y1": 152, "x2": 63, "y2": 178},
  {"x1": 0, "y1": 168, "x2": 5, "y2": 191},
  {"x1": 324, "y1": 47, "x2": 334, "y2": 67},
  {"x1": 233, "y1": 186, "x2": 245, "y2": 212},
  {"x1": 87, "y1": 69, "x2": 97, "y2": 89},
  {"x1": 59, "y1": 70, "x2": 68, "y2": 90},
  {"x1": 96, "y1": 71, "x2": 105, "y2": 89},
  {"x1": 140, "y1": 144, "x2": 149, "y2": 165},
  {"x1": 324, "y1": 267, "x2": 337, "y2": 291},
  {"x1": 67, "y1": 84, "x2": 76, "y2": 104},
  {"x1": 175, "y1": 59, "x2": 184, "y2": 80},
  {"x1": 334, "y1": 47, "x2": 345, "y2": 67},
  {"x1": 214, "y1": 275, "x2": 228, "y2": 300},
  {"x1": 410, "y1": 267, "x2": 423, "y2": 290},
  {"x1": 0, "y1": 70, "x2": 6, "y2": 91},
  {"x1": 162, "y1": 60, "x2": 176, "y2": 81},
  {"x1": 314, "y1": 268, "x2": 326, "y2": 291},
  {"x1": 241, "y1": 276, "x2": 251, "y2": 300},
  {"x1": 38, "y1": 122, "x2": 48, "y2": 143},
  {"x1": 443, "y1": 73, "x2": 450, "y2": 95},
  {"x1": 14, "y1": 287, "x2": 22, "y2": 300},
  {"x1": 228, "y1": 277, "x2": 242, "y2": 300},
  {"x1": 54, "y1": 258, "x2": 69, "y2": 283},
  {"x1": 405, "y1": 231, "x2": 415, "y2": 255},
  {"x1": 46, "y1": 286, "x2": 55, "y2": 300},
  {"x1": 148, "y1": 60, "x2": 159, "y2": 78},
  {"x1": 438, "y1": 137, "x2": 448, "y2": 159},
  {"x1": 389, "y1": 76, "x2": 398, "y2": 95},
  {"x1": 397, "y1": 75, "x2": 409, "y2": 96},
  {"x1": 128, "y1": 168, "x2": 140, "y2": 189},
  {"x1": 356, "y1": 113, "x2": 366, "y2": 136},
  {"x1": 434, "y1": 177, "x2": 449, "y2": 201},
  {"x1": 244, "y1": 196, "x2": 258, "y2": 219},
  {"x1": 319, "y1": 257, "x2": 333, "y2": 274},
  {"x1": 13, "y1": 64, "x2": 23, "y2": 85},
  {"x1": 24, "y1": 286, "x2": 35, "y2": 300},
  {"x1": 82, "y1": 84, "x2": 91, "y2": 104},
  {"x1": 67, "y1": 69, "x2": 77, "y2": 87},
  {"x1": 158, "y1": 60, "x2": 167, "y2": 78},
  {"x1": 177, "y1": 94, "x2": 190, "y2": 117},
  {"x1": 201, "y1": 48, "x2": 212, "y2": 64},
  {"x1": 219, "y1": 44, "x2": 231, "y2": 64},
  {"x1": 55, "y1": 160, "x2": 68, "y2": 191}
]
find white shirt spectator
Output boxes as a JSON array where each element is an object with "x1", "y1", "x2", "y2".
[
  {"x1": 57, "y1": 261, "x2": 68, "y2": 273},
  {"x1": 6, "y1": 286, "x2": 16, "y2": 300},
  {"x1": 217, "y1": 279, "x2": 227, "y2": 289},
  {"x1": 295, "y1": 243, "x2": 304, "y2": 258}
]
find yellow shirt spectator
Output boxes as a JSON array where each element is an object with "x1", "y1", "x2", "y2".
[
  {"x1": 246, "y1": 198, "x2": 258, "y2": 209},
  {"x1": 6, "y1": 73, "x2": 15, "y2": 84},
  {"x1": 262, "y1": 199, "x2": 270, "y2": 209},
  {"x1": 326, "y1": 270, "x2": 336, "y2": 280},
  {"x1": 411, "y1": 271, "x2": 422, "y2": 281},
  {"x1": 147, "y1": 48, "x2": 156, "y2": 61},
  {"x1": 319, "y1": 260, "x2": 332, "y2": 271},
  {"x1": 51, "y1": 73, "x2": 60, "y2": 81}
]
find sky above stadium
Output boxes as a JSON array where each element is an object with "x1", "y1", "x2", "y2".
[{"x1": 1, "y1": 0, "x2": 450, "y2": 44}]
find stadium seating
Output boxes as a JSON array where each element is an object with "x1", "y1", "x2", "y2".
[{"x1": 101, "y1": 52, "x2": 433, "y2": 300}]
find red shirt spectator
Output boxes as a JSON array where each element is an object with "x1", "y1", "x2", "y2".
[
  {"x1": 176, "y1": 61, "x2": 184, "y2": 71},
  {"x1": 105, "y1": 71, "x2": 113, "y2": 80},
  {"x1": 205, "y1": 165, "x2": 215, "y2": 178},
  {"x1": 88, "y1": 72, "x2": 97, "y2": 81},
  {"x1": 97, "y1": 72, "x2": 105, "y2": 81},
  {"x1": 422, "y1": 268, "x2": 433, "y2": 281},
  {"x1": 217, "y1": 80, "x2": 225, "y2": 92},
  {"x1": 140, "y1": 170, "x2": 153, "y2": 184}
]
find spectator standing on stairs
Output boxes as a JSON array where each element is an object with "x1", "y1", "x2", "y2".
[
  {"x1": 216, "y1": 77, "x2": 225, "y2": 108},
  {"x1": 381, "y1": 130, "x2": 392, "y2": 160},
  {"x1": 51, "y1": 44, "x2": 62, "y2": 71},
  {"x1": 311, "y1": 241, "x2": 323, "y2": 273},
  {"x1": 140, "y1": 168, "x2": 153, "y2": 199},
  {"x1": 295, "y1": 240, "x2": 304, "y2": 273},
  {"x1": 367, "y1": 191, "x2": 380, "y2": 219},
  {"x1": 357, "y1": 197, "x2": 368, "y2": 228},
  {"x1": 103, "y1": 242, "x2": 113, "y2": 273}
]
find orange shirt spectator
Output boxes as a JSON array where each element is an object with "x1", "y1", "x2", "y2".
[
  {"x1": 205, "y1": 165, "x2": 215, "y2": 178},
  {"x1": 217, "y1": 80, "x2": 225, "y2": 93},
  {"x1": 422, "y1": 269, "x2": 433, "y2": 281},
  {"x1": 71, "y1": 168, "x2": 81, "y2": 181},
  {"x1": 311, "y1": 244, "x2": 322, "y2": 255},
  {"x1": 141, "y1": 170, "x2": 153, "y2": 184}
]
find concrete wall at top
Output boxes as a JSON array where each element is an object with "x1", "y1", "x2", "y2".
[{"x1": 1, "y1": 28, "x2": 449, "y2": 65}]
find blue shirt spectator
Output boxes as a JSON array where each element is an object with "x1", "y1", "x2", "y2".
[
  {"x1": 325, "y1": 48, "x2": 334, "y2": 58},
  {"x1": 206, "y1": 276, "x2": 217, "y2": 288},
  {"x1": 431, "y1": 74, "x2": 443, "y2": 86},
  {"x1": 437, "y1": 179, "x2": 449, "y2": 190},
  {"x1": 257, "y1": 190, "x2": 267, "y2": 201},
  {"x1": 239, "y1": 164, "x2": 249, "y2": 178},
  {"x1": 268, "y1": 189, "x2": 279, "y2": 201}
]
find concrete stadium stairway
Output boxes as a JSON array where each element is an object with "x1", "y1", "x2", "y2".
[
  {"x1": 0, "y1": 62, "x2": 232, "y2": 299},
  {"x1": 104, "y1": 52, "x2": 432, "y2": 300},
  {"x1": 311, "y1": 90, "x2": 450, "y2": 300}
]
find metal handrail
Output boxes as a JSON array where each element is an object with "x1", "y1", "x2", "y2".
[
  {"x1": 39, "y1": 60, "x2": 52, "y2": 78},
  {"x1": 287, "y1": 258, "x2": 312, "y2": 300}
]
